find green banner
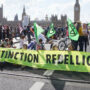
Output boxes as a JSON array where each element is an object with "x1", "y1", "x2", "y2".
[{"x1": 0, "y1": 48, "x2": 90, "y2": 72}]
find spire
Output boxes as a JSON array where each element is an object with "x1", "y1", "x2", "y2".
[
  {"x1": 23, "y1": 5, "x2": 25, "y2": 13},
  {"x1": 75, "y1": 0, "x2": 79, "y2": 5},
  {"x1": 14, "y1": 14, "x2": 18, "y2": 21},
  {"x1": 45, "y1": 14, "x2": 48, "y2": 21},
  {"x1": 23, "y1": 5, "x2": 26, "y2": 15},
  {"x1": 22, "y1": 5, "x2": 26, "y2": 20}
]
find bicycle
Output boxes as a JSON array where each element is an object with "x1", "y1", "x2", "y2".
[
  {"x1": 58, "y1": 37, "x2": 71, "y2": 50},
  {"x1": 49, "y1": 37, "x2": 70, "y2": 50}
]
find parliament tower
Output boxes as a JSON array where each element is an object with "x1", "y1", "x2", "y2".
[
  {"x1": 74, "y1": 0, "x2": 80, "y2": 22},
  {"x1": 22, "y1": 5, "x2": 26, "y2": 21}
]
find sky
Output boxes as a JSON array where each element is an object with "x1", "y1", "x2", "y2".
[{"x1": 0, "y1": 0, "x2": 90, "y2": 22}]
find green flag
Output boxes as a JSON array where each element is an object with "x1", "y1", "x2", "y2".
[
  {"x1": 88, "y1": 23, "x2": 90, "y2": 26},
  {"x1": 34, "y1": 23, "x2": 44, "y2": 41},
  {"x1": 67, "y1": 19, "x2": 79, "y2": 41},
  {"x1": 46, "y1": 23, "x2": 56, "y2": 38}
]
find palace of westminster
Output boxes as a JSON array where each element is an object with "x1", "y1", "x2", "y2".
[{"x1": 0, "y1": 0, "x2": 80, "y2": 28}]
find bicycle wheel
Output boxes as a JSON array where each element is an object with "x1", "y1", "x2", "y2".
[{"x1": 58, "y1": 41, "x2": 66, "y2": 50}]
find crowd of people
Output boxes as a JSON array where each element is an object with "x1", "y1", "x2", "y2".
[
  {"x1": 0, "y1": 22, "x2": 90, "y2": 71},
  {"x1": 0, "y1": 22, "x2": 90, "y2": 52},
  {"x1": 0, "y1": 25, "x2": 14, "y2": 48},
  {"x1": 0, "y1": 24, "x2": 65, "y2": 50}
]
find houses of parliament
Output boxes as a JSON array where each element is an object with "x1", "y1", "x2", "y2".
[{"x1": 0, "y1": 0, "x2": 80, "y2": 28}]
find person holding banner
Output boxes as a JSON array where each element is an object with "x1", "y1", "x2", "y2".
[
  {"x1": 20, "y1": 35, "x2": 26, "y2": 49},
  {"x1": 23, "y1": 44, "x2": 28, "y2": 49},
  {"x1": 37, "y1": 39, "x2": 45, "y2": 50}
]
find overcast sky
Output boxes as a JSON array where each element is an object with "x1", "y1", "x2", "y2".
[{"x1": 0, "y1": 0, "x2": 90, "y2": 22}]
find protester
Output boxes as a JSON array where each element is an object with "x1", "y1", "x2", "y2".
[
  {"x1": 2, "y1": 28, "x2": 6, "y2": 40},
  {"x1": 38, "y1": 33, "x2": 47, "y2": 44},
  {"x1": 0, "y1": 42, "x2": 5, "y2": 47},
  {"x1": 9, "y1": 38, "x2": 14, "y2": 47},
  {"x1": 27, "y1": 26, "x2": 32, "y2": 44},
  {"x1": 76, "y1": 22, "x2": 84, "y2": 51},
  {"x1": 6, "y1": 26, "x2": 10, "y2": 39},
  {"x1": 0, "y1": 25, "x2": 2, "y2": 42},
  {"x1": 23, "y1": 44, "x2": 28, "y2": 49},
  {"x1": 66, "y1": 27, "x2": 69, "y2": 37},
  {"x1": 28, "y1": 39, "x2": 36, "y2": 50},
  {"x1": 20, "y1": 35, "x2": 26, "y2": 49},
  {"x1": 82, "y1": 24, "x2": 89, "y2": 52},
  {"x1": 23, "y1": 26, "x2": 27, "y2": 36},
  {"x1": 37, "y1": 39, "x2": 45, "y2": 50}
]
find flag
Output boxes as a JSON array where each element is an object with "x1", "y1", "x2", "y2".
[
  {"x1": 88, "y1": 23, "x2": 90, "y2": 26},
  {"x1": 34, "y1": 23, "x2": 44, "y2": 42},
  {"x1": 46, "y1": 23, "x2": 56, "y2": 38},
  {"x1": 67, "y1": 19, "x2": 79, "y2": 41}
]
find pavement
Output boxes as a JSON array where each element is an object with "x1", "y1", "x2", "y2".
[
  {"x1": 0, "y1": 66, "x2": 90, "y2": 90},
  {"x1": 0, "y1": 37, "x2": 90, "y2": 90}
]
